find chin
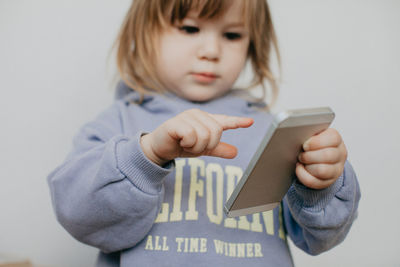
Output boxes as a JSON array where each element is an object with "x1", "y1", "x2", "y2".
[
  {"x1": 189, "y1": 95, "x2": 213, "y2": 102},
  {"x1": 183, "y1": 89, "x2": 228, "y2": 103}
]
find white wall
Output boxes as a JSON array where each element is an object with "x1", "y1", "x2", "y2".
[{"x1": 1, "y1": 1, "x2": 399, "y2": 266}]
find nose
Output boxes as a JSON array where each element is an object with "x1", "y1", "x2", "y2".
[{"x1": 197, "y1": 33, "x2": 220, "y2": 62}]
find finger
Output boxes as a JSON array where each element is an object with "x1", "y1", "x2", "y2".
[
  {"x1": 180, "y1": 142, "x2": 237, "y2": 159},
  {"x1": 298, "y1": 147, "x2": 341, "y2": 164},
  {"x1": 295, "y1": 163, "x2": 336, "y2": 189},
  {"x1": 210, "y1": 114, "x2": 254, "y2": 130},
  {"x1": 180, "y1": 117, "x2": 210, "y2": 154},
  {"x1": 205, "y1": 142, "x2": 238, "y2": 159},
  {"x1": 189, "y1": 111, "x2": 223, "y2": 151},
  {"x1": 170, "y1": 122, "x2": 197, "y2": 148},
  {"x1": 304, "y1": 163, "x2": 341, "y2": 180},
  {"x1": 303, "y1": 128, "x2": 342, "y2": 151}
]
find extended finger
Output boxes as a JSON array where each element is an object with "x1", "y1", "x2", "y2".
[
  {"x1": 210, "y1": 114, "x2": 254, "y2": 130},
  {"x1": 295, "y1": 163, "x2": 336, "y2": 189},
  {"x1": 298, "y1": 147, "x2": 341, "y2": 164},
  {"x1": 303, "y1": 128, "x2": 342, "y2": 151}
]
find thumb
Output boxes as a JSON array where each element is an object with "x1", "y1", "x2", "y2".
[
  {"x1": 204, "y1": 142, "x2": 238, "y2": 159},
  {"x1": 180, "y1": 142, "x2": 238, "y2": 159}
]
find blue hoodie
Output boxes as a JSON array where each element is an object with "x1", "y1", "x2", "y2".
[{"x1": 48, "y1": 82, "x2": 360, "y2": 266}]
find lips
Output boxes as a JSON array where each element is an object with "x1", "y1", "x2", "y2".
[{"x1": 191, "y1": 72, "x2": 219, "y2": 84}]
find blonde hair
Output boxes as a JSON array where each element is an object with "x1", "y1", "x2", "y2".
[{"x1": 113, "y1": 0, "x2": 280, "y2": 104}]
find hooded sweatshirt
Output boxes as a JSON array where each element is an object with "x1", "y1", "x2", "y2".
[{"x1": 48, "y1": 82, "x2": 360, "y2": 267}]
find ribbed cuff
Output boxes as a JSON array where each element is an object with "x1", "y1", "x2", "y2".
[
  {"x1": 115, "y1": 132, "x2": 175, "y2": 194},
  {"x1": 286, "y1": 174, "x2": 344, "y2": 212}
]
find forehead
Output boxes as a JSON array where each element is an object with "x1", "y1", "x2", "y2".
[{"x1": 168, "y1": 0, "x2": 247, "y2": 24}]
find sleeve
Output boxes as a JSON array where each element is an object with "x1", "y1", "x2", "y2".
[
  {"x1": 282, "y1": 161, "x2": 361, "y2": 255},
  {"x1": 47, "y1": 103, "x2": 174, "y2": 253}
]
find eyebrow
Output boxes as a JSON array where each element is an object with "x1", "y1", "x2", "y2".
[{"x1": 224, "y1": 22, "x2": 245, "y2": 28}]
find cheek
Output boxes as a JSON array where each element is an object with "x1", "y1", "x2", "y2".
[
  {"x1": 156, "y1": 38, "x2": 186, "y2": 80},
  {"x1": 225, "y1": 40, "x2": 249, "y2": 75},
  {"x1": 160, "y1": 34, "x2": 194, "y2": 63},
  {"x1": 225, "y1": 51, "x2": 248, "y2": 81}
]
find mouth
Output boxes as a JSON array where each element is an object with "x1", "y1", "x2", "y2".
[{"x1": 191, "y1": 72, "x2": 219, "y2": 84}]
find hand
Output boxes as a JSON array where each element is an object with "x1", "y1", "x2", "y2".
[
  {"x1": 140, "y1": 109, "x2": 254, "y2": 166},
  {"x1": 296, "y1": 128, "x2": 347, "y2": 189}
]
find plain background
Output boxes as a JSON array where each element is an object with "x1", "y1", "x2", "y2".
[{"x1": 1, "y1": 0, "x2": 399, "y2": 266}]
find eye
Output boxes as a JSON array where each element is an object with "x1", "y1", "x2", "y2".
[
  {"x1": 179, "y1": 26, "x2": 200, "y2": 34},
  {"x1": 224, "y1": 32, "x2": 242, "y2": 40}
]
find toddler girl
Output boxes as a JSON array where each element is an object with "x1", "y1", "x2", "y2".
[{"x1": 48, "y1": 0, "x2": 360, "y2": 266}]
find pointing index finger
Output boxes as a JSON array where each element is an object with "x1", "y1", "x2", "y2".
[{"x1": 210, "y1": 114, "x2": 254, "y2": 130}]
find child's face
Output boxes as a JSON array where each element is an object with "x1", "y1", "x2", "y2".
[{"x1": 155, "y1": 1, "x2": 250, "y2": 102}]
